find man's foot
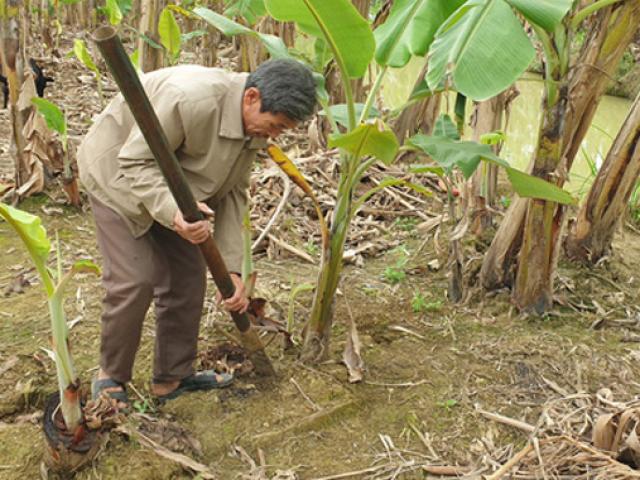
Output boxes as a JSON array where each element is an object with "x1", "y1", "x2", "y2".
[
  {"x1": 91, "y1": 378, "x2": 128, "y2": 405},
  {"x1": 152, "y1": 370, "x2": 233, "y2": 403},
  {"x1": 91, "y1": 368, "x2": 128, "y2": 409}
]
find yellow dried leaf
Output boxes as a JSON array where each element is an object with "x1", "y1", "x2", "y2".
[
  {"x1": 267, "y1": 144, "x2": 315, "y2": 198},
  {"x1": 267, "y1": 144, "x2": 329, "y2": 250}
]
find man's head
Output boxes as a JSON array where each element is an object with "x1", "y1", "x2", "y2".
[{"x1": 242, "y1": 59, "x2": 316, "y2": 139}]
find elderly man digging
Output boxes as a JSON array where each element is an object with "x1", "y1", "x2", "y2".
[{"x1": 78, "y1": 59, "x2": 316, "y2": 405}]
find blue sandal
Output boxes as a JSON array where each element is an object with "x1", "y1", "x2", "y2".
[
  {"x1": 91, "y1": 377, "x2": 129, "y2": 404},
  {"x1": 154, "y1": 370, "x2": 233, "y2": 402}
]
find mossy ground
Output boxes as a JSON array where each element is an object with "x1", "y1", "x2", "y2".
[{"x1": 1, "y1": 197, "x2": 640, "y2": 479}]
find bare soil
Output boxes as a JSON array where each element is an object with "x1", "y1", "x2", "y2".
[{"x1": 2, "y1": 196, "x2": 640, "y2": 479}]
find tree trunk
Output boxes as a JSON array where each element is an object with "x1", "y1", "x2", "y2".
[
  {"x1": 278, "y1": 22, "x2": 296, "y2": 48},
  {"x1": 87, "y1": 0, "x2": 96, "y2": 29},
  {"x1": 200, "y1": 0, "x2": 221, "y2": 67},
  {"x1": 512, "y1": 82, "x2": 570, "y2": 313},
  {"x1": 202, "y1": 26, "x2": 219, "y2": 67},
  {"x1": 481, "y1": 2, "x2": 640, "y2": 304},
  {"x1": 469, "y1": 87, "x2": 518, "y2": 236},
  {"x1": 138, "y1": 0, "x2": 163, "y2": 73},
  {"x1": 1, "y1": 0, "x2": 28, "y2": 192},
  {"x1": 392, "y1": 61, "x2": 441, "y2": 142},
  {"x1": 565, "y1": 93, "x2": 640, "y2": 262}
]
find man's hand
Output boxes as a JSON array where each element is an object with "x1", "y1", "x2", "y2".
[
  {"x1": 216, "y1": 273, "x2": 249, "y2": 313},
  {"x1": 173, "y1": 202, "x2": 214, "y2": 244}
]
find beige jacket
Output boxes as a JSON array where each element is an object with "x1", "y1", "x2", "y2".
[{"x1": 78, "y1": 65, "x2": 266, "y2": 272}]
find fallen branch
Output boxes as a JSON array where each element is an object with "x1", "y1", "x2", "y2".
[
  {"x1": 267, "y1": 234, "x2": 315, "y2": 264},
  {"x1": 290, "y1": 377, "x2": 321, "y2": 411},
  {"x1": 476, "y1": 407, "x2": 536, "y2": 433},
  {"x1": 364, "y1": 380, "x2": 429, "y2": 388},
  {"x1": 311, "y1": 462, "x2": 469, "y2": 480},
  {"x1": 422, "y1": 465, "x2": 471, "y2": 476},
  {"x1": 484, "y1": 442, "x2": 535, "y2": 480}
]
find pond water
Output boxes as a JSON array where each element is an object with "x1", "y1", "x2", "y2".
[{"x1": 382, "y1": 57, "x2": 634, "y2": 196}]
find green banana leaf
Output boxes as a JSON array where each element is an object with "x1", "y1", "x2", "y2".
[
  {"x1": 193, "y1": 7, "x2": 289, "y2": 59},
  {"x1": 480, "y1": 131, "x2": 506, "y2": 145},
  {"x1": 73, "y1": 39, "x2": 99, "y2": 76},
  {"x1": 427, "y1": 0, "x2": 535, "y2": 101},
  {"x1": 224, "y1": 0, "x2": 267, "y2": 25},
  {"x1": 409, "y1": 164, "x2": 445, "y2": 177},
  {"x1": 408, "y1": 134, "x2": 487, "y2": 178},
  {"x1": 313, "y1": 38, "x2": 333, "y2": 71},
  {"x1": 407, "y1": 134, "x2": 576, "y2": 205},
  {"x1": 56, "y1": 259, "x2": 101, "y2": 295},
  {"x1": 505, "y1": 0, "x2": 572, "y2": 31},
  {"x1": 129, "y1": 48, "x2": 140, "y2": 69},
  {"x1": 433, "y1": 114, "x2": 460, "y2": 140},
  {"x1": 319, "y1": 103, "x2": 380, "y2": 128},
  {"x1": 0, "y1": 202, "x2": 52, "y2": 294},
  {"x1": 116, "y1": 0, "x2": 133, "y2": 16},
  {"x1": 32, "y1": 98, "x2": 66, "y2": 137},
  {"x1": 105, "y1": 0, "x2": 123, "y2": 25},
  {"x1": 503, "y1": 167, "x2": 576, "y2": 205},
  {"x1": 374, "y1": 0, "x2": 465, "y2": 68},
  {"x1": 329, "y1": 121, "x2": 399, "y2": 165},
  {"x1": 265, "y1": 0, "x2": 374, "y2": 79},
  {"x1": 159, "y1": 7, "x2": 182, "y2": 61}
]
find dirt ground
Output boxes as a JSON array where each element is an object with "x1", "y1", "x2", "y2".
[
  {"x1": 2, "y1": 24, "x2": 640, "y2": 480},
  {"x1": 2, "y1": 192, "x2": 640, "y2": 479}
]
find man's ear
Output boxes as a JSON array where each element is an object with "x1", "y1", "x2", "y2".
[{"x1": 243, "y1": 87, "x2": 261, "y2": 106}]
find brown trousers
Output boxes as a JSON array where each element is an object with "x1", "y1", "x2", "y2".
[{"x1": 90, "y1": 196, "x2": 206, "y2": 384}]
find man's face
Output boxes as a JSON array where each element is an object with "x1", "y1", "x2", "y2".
[{"x1": 242, "y1": 87, "x2": 297, "y2": 139}]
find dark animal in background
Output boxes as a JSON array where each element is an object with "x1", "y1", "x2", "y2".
[
  {"x1": 29, "y1": 59, "x2": 54, "y2": 98},
  {"x1": 0, "y1": 74, "x2": 7, "y2": 109},
  {"x1": 0, "y1": 59, "x2": 53, "y2": 109}
]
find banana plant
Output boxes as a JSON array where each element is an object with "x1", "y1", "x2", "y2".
[
  {"x1": 72, "y1": 39, "x2": 105, "y2": 107},
  {"x1": 223, "y1": 0, "x2": 267, "y2": 25},
  {"x1": 158, "y1": 7, "x2": 182, "y2": 65},
  {"x1": 423, "y1": 0, "x2": 629, "y2": 312},
  {"x1": 189, "y1": 6, "x2": 290, "y2": 60},
  {"x1": 263, "y1": 0, "x2": 448, "y2": 362},
  {"x1": 0, "y1": 203, "x2": 100, "y2": 432},
  {"x1": 32, "y1": 98, "x2": 69, "y2": 177},
  {"x1": 31, "y1": 97, "x2": 82, "y2": 207},
  {"x1": 266, "y1": 0, "x2": 583, "y2": 360},
  {"x1": 408, "y1": 115, "x2": 576, "y2": 207},
  {"x1": 104, "y1": 0, "x2": 123, "y2": 25}
]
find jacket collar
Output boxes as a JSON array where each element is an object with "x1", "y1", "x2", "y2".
[{"x1": 219, "y1": 73, "x2": 248, "y2": 140}]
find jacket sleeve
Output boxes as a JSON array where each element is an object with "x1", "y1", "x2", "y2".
[
  {"x1": 116, "y1": 85, "x2": 185, "y2": 229},
  {"x1": 212, "y1": 178, "x2": 249, "y2": 273}
]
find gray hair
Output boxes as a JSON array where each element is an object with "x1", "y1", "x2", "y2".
[{"x1": 246, "y1": 59, "x2": 316, "y2": 122}]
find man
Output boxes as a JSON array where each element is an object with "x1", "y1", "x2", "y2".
[{"x1": 79, "y1": 59, "x2": 316, "y2": 404}]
